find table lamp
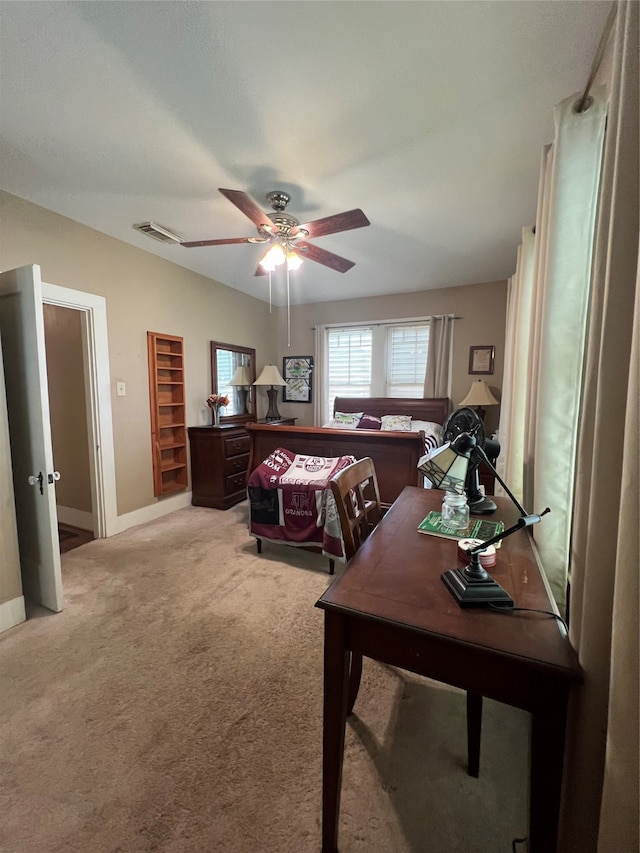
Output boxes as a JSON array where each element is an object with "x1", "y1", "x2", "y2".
[
  {"x1": 229, "y1": 365, "x2": 252, "y2": 413},
  {"x1": 418, "y1": 430, "x2": 550, "y2": 607},
  {"x1": 253, "y1": 365, "x2": 287, "y2": 421},
  {"x1": 458, "y1": 380, "x2": 500, "y2": 422}
]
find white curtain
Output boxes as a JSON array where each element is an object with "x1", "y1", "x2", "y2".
[
  {"x1": 498, "y1": 88, "x2": 607, "y2": 607},
  {"x1": 313, "y1": 324, "x2": 327, "y2": 426},
  {"x1": 495, "y1": 227, "x2": 536, "y2": 502},
  {"x1": 423, "y1": 314, "x2": 453, "y2": 398},
  {"x1": 559, "y1": 2, "x2": 639, "y2": 849},
  {"x1": 497, "y1": 2, "x2": 638, "y2": 848}
]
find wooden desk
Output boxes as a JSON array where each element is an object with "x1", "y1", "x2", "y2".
[{"x1": 316, "y1": 487, "x2": 581, "y2": 853}]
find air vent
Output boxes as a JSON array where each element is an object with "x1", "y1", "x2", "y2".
[{"x1": 133, "y1": 222, "x2": 182, "y2": 244}]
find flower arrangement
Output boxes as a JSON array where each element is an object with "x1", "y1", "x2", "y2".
[
  {"x1": 206, "y1": 393, "x2": 230, "y2": 426},
  {"x1": 206, "y1": 393, "x2": 230, "y2": 410}
]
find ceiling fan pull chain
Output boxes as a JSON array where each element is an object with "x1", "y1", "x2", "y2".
[
  {"x1": 268, "y1": 270, "x2": 272, "y2": 313},
  {"x1": 287, "y1": 265, "x2": 291, "y2": 348}
]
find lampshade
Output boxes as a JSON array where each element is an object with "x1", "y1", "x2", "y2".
[
  {"x1": 418, "y1": 442, "x2": 471, "y2": 494},
  {"x1": 259, "y1": 243, "x2": 286, "y2": 271},
  {"x1": 229, "y1": 365, "x2": 252, "y2": 386},
  {"x1": 459, "y1": 380, "x2": 500, "y2": 408},
  {"x1": 254, "y1": 365, "x2": 286, "y2": 387},
  {"x1": 286, "y1": 251, "x2": 303, "y2": 270}
]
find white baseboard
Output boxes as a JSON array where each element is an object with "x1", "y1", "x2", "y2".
[
  {"x1": 110, "y1": 490, "x2": 193, "y2": 535},
  {"x1": 57, "y1": 506, "x2": 94, "y2": 531},
  {"x1": 0, "y1": 595, "x2": 26, "y2": 634}
]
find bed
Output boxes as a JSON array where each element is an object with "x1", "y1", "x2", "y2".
[{"x1": 246, "y1": 396, "x2": 450, "y2": 509}]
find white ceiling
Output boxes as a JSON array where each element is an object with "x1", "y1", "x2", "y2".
[{"x1": 0, "y1": 1, "x2": 610, "y2": 305}]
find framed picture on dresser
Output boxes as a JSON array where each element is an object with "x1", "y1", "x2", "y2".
[{"x1": 282, "y1": 356, "x2": 313, "y2": 403}]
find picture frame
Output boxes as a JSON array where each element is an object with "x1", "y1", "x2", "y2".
[
  {"x1": 469, "y1": 345, "x2": 495, "y2": 375},
  {"x1": 282, "y1": 356, "x2": 313, "y2": 403}
]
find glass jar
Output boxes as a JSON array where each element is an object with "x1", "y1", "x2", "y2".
[{"x1": 441, "y1": 492, "x2": 470, "y2": 533}]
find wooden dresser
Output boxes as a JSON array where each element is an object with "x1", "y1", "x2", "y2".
[{"x1": 188, "y1": 424, "x2": 250, "y2": 509}]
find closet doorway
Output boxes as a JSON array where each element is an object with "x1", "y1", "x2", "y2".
[
  {"x1": 0, "y1": 265, "x2": 117, "y2": 613},
  {"x1": 41, "y1": 282, "x2": 118, "y2": 545},
  {"x1": 43, "y1": 303, "x2": 95, "y2": 549}
]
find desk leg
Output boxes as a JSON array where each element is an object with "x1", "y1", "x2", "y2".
[
  {"x1": 529, "y1": 690, "x2": 569, "y2": 853},
  {"x1": 466, "y1": 692, "x2": 482, "y2": 778},
  {"x1": 322, "y1": 610, "x2": 350, "y2": 853}
]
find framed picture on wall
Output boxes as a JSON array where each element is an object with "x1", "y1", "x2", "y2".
[
  {"x1": 282, "y1": 356, "x2": 313, "y2": 403},
  {"x1": 469, "y1": 345, "x2": 495, "y2": 375}
]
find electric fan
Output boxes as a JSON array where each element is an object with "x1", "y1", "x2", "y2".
[{"x1": 442, "y1": 407, "x2": 500, "y2": 514}]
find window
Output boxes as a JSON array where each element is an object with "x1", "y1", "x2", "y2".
[
  {"x1": 324, "y1": 321, "x2": 429, "y2": 421},
  {"x1": 326, "y1": 327, "x2": 372, "y2": 407},
  {"x1": 385, "y1": 324, "x2": 429, "y2": 397}
]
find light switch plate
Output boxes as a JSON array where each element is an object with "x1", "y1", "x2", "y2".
[{"x1": 116, "y1": 381, "x2": 126, "y2": 397}]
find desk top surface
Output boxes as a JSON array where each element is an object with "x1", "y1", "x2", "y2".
[{"x1": 317, "y1": 487, "x2": 580, "y2": 679}]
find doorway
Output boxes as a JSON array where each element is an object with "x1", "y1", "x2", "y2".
[
  {"x1": 0, "y1": 267, "x2": 117, "y2": 615},
  {"x1": 41, "y1": 282, "x2": 118, "y2": 541},
  {"x1": 43, "y1": 303, "x2": 95, "y2": 550}
]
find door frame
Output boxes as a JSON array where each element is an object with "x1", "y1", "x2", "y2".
[{"x1": 42, "y1": 283, "x2": 117, "y2": 537}]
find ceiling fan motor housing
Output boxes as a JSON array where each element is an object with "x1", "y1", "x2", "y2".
[{"x1": 266, "y1": 191, "x2": 291, "y2": 212}]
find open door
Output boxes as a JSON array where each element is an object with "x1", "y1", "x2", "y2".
[{"x1": 0, "y1": 265, "x2": 63, "y2": 612}]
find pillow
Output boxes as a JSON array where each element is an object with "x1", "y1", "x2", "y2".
[
  {"x1": 380, "y1": 414, "x2": 412, "y2": 432},
  {"x1": 325, "y1": 411, "x2": 363, "y2": 429},
  {"x1": 356, "y1": 414, "x2": 382, "y2": 430},
  {"x1": 411, "y1": 419, "x2": 444, "y2": 453},
  {"x1": 411, "y1": 419, "x2": 443, "y2": 441}
]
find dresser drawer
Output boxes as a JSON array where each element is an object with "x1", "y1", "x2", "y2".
[
  {"x1": 223, "y1": 453, "x2": 249, "y2": 476},
  {"x1": 225, "y1": 472, "x2": 248, "y2": 495},
  {"x1": 223, "y1": 433, "x2": 250, "y2": 458}
]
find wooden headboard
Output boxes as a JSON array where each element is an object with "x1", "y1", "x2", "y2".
[{"x1": 333, "y1": 396, "x2": 450, "y2": 424}]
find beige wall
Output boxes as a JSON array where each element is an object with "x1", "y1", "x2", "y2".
[
  {"x1": 274, "y1": 280, "x2": 508, "y2": 436},
  {"x1": 43, "y1": 304, "x2": 92, "y2": 513},
  {"x1": 0, "y1": 191, "x2": 279, "y2": 515}
]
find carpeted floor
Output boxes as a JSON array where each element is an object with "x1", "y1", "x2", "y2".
[{"x1": 0, "y1": 504, "x2": 529, "y2": 853}]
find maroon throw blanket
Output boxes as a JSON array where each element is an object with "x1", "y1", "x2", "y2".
[{"x1": 248, "y1": 447, "x2": 355, "y2": 560}]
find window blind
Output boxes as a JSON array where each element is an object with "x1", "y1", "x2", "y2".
[
  {"x1": 323, "y1": 321, "x2": 430, "y2": 421},
  {"x1": 385, "y1": 324, "x2": 429, "y2": 397},
  {"x1": 326, "y1": 327, "x2": 372, "y2": 413}
]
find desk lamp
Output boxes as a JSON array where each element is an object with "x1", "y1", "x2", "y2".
[
  {"x1": 254, "y1": 365, "x2": 287, "y2": 421},
  {"x1": 418, "y1": 431, "x2": 550, "y2": 608},
  {"x1": 229, "y1": 365, "x2": 252, "y2": 413}
]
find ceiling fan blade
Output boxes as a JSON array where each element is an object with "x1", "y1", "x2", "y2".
[
  {"x1": 299, "y1": 209, "x2": 370, "y2": 239},
  {"x1": 181, "y1": 237, "x2": 254, "y2": 248},
  {"x1": 218, "y1": 188, "x2": 275, "y2": 232},
  {"x1": 293, "y1": 241, "x2": 355, "y2": 273}
]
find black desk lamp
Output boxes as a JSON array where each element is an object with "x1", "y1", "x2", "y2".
[{"x1": 418, "y1": 430, "x2": 550, "y2": 608}]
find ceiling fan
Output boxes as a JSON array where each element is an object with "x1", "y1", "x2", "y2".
[{"x1": 180, "y1": 188, "x2": 370, "y2": 275}]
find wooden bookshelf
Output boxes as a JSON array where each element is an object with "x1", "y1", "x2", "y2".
[{"x1": 147, "y1": 331, "x2": 187, "y2": 496}]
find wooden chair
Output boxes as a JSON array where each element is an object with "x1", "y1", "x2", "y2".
[
  {"x1": 329, "y1": 457, "x2": 483, "y2": 778},
  {"x1": 330, "y1": 457, "x2": 383, "y2": 562}
]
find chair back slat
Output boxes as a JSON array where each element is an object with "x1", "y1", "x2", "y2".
[{"x1": 330, "y1": 457, "x2": 383, "y2": 561}]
